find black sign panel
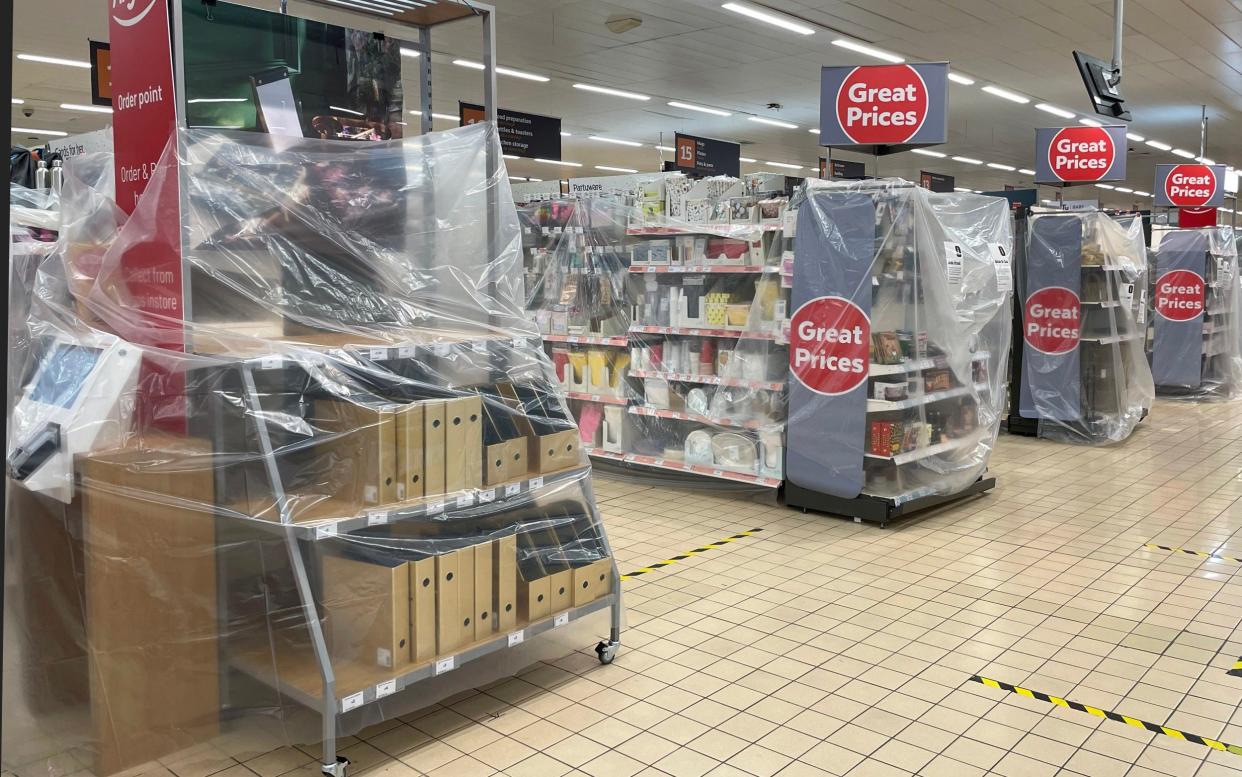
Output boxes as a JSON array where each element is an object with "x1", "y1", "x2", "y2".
[
  {"x1": 919, "y1": 170, "x2": 954, "y2": 193},
  {"x1": 675, "y1": 132, "x2": 740, "y2": 178},
  {"x1": 460, "y1": 102, "x2": 561, "y2": 159},
  {"x1": 819, "y1": 158, "x2": 867, "y2": 180}
]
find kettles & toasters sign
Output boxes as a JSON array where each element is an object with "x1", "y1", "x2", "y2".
[
  {"x1": 818, "y1": 63, "x2": 948, "y2": 153},
  {"x1": 1033, "y1": 125, "x2": 1127, "y2": 184}
]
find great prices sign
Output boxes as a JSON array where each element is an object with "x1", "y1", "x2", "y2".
[
  {"x1": 1024, "y1": 287, "x2": 1081, "y2": 354},
  {"x1": 1155, "y1": 164, "x2": 1225, "y2": 207},
  {"x1": 1033, "y1": 125, "x2": 1127, "y2": 184},
  {"x1": 819, "y1": 63, "x2": 948, "y2": 150},
  {"x1": 789, "y1": 297, "x2": 871, "y2": 395},
  {"x1": 1154, "y1": 269, "x2": 1205, "y2": 321}
]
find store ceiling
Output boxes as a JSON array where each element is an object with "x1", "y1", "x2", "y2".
[{"x1": 11, "y1": 0, "x2": 1242, "y2": 208}]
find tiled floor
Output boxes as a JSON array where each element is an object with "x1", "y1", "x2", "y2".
[{"x1": 12, "y1": 397, "x2": 1242, "y2": 777}]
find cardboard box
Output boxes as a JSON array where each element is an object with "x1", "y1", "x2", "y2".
[
  {"x1": 409, "y1": 557, "x2": 436, "y2": 663},
  {"x1": 396, "y1": 403, "x2": 425, "y2": 502},
  {"x1": 458, "y1": 547, "x2": 477, "y2": 645},
  {"x1": 518, "y1": 576, "x2": 550, "y2": 623},
  {"x1": 495, "y1": 536, "x2": 518, "y2": 631},
  {"x1": 313, "y1": 399, "x2": 400, "y2": 508},
  {"x1": 572, "y1": 558, "x2": 613, "y2": 607},
  {"x1": 548, "y1": 569, "x2": 573, "y2": 615},
  {"x1": 423, "y1": 400, "x2": 447, "y2": 498},
  {"x1": 434, "y1": 551, "x2": 460, "y2": 653},
  {"x1": 323, "y1": 553, "x2": 411, "y2": 671},
  {"x1": 444, "y1": 396, "x2": 483, "y2": 493},
  {"x1": 473, "y1": 542, "x2": 494, "y2": 641}
]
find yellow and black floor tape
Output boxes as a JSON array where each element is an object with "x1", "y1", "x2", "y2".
[
  {"x1": 1229, "y1": 659, "x2": 1242, "y2": 678},
  {"x1": 1144, "y1": 543, "x2": 1242, "y2": 564},
  {"x1": 620, "y1": 528, "x2": 763, "y2": 581},
  {"x1": 970, "y1": 676, "x2": 1242, "y2": 756}
]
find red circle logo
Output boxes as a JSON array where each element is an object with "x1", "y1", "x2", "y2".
[
  {"x1": 835, "y1": 65, "x2": 929, "y2": 145},
  {"x1": 789, "y1": 296, "x2": 871, "y2": 395},
  {"x1": 1047, "y1": 126, "x2": 1116, "y2": 182},
  {"x1": 1155, "y1": 269, "x2": 1205, "y2": 321},
  {"x1": 1024, "y1": 287, "x2": 1081, "y2": 355},
  {"x1": 111, "y1": 0, "x2": 161, "y2": 26},
  {"x1": 1164, "y1": 165, "x2": 1218, "y2": 207}
]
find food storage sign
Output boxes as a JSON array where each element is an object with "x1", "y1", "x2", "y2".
[
  {"x1": 819, "y1": 63, "x2": 948, "y2": 150},
  {"x1": 1034, "y1": 125, "x2": 1127, "y2": 184}
]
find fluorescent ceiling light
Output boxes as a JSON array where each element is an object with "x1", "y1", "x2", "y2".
[
  {"x1": 947, "y1": 73, "x2": 976, "y2": 85},
  {"x1": 572, "y1": 83, "x2": 650, "y2": 101},
  {"x1": 596, "y1": 165, "x2": 639, "y2": 173},
  {"x1": 60, "y1": 102, "x2": 112, "y2": 114},
  {"x1": 765, "y1": 161, "x2": 803, "y2": 170},
  {"x1": 560, "y1": 131, "x2": 572, "y2": 137},
  {"x1": 1146, "y1": 140, "x2": 1172, "y2": 151},
  {"x1": 11, "y1": 98, "x2": 25, "y2": 105},
  {"x1": 1172, "y1": 148, "x2": 1196, "y2": 159},
  {"x1": 11, "y1": 127, "x2": 68, "y2": 137},
  {"x1": 188, "y1": 97, "x2": 247, "y2": 104},
  {"x1": 739, "y1": 156, "x2": 757, "y2": 163},
  {"x1": 808, "y1": 128, "x2": 820, "y2": 134},
  {"x1": 721, "y1": 2, "x2": 815, "y2": 35},
  {"x1": 981, "y1": 85, "x2": 1029, "y2": 104},
  {"x1": 322, "y1": 0, "x2": 395, "y2": 15},
  {"x1": 911, "y1": 148, "x2": 946, "y2": 158},
  {"x1": 590, "y1": 135, "x2": 642, "y2": 147},
  {"x1": 535, "y1": 158, "x2": 583, "y2": 167},
  {"x1": 748, "y1": 116, "x2": 798, "y2": 129},
  {"x1": 1135, "y1": 190, "x2": 1150, "y2": 197},
  {"x1": 655, "y1": 145, "x2": 675, "y2": 152},
  {"x1": 16, "y1": 53, "x2": 90, "y2": 68},
  {"x1": 986, "y1": 162, "x2": 1016, "y2": 171},
  {"x1": 331, "y1": 105, "x2": 364, "y2": 117},
  {"x1": 1078, "y1": 117, "x2": 1103, "y2": 127},
  {"x1": 503, "y1": 154, "x2": 519, "y2": 160},
  {"x1": 952, "y1": 156, "x2": 983, "y2": 165},
  {"x1": 1126, "y1": 132, "x2": 1145, "y2": 142},
  {"x1": 667, "y1": 100, "x2": 732, "y2": 117},
  {"x1": 1197, "y1": 156, "x2": 1215, "y2": 165},
  {"x1": 452, "y1": 59, "x2": 549, "y2": 82},
  {"x1": 399, "y1": 47, "x2": 420, "y2": 58},
  {"x1": 529, "y1": 178, "x2": 543, "y2": 182},
  {"x1": 831, "y1": 38, "x2": 904, "y2": 63},
  {"x1": 1019, "y1": 168, "x2": 1036, "y2": 175},
  {"x1": 509, "y1": 176, "x2": 528, "y2": 182},
  {"x1": 1035, "y1": 103, "x2": 1075, "y2": 119},
  {"x1": 1115, "y1": 186, "x2": 1133, "y2": 193},
  {"x1": 1095, "y1": 183, "x2": 1115, "y2": 189},
  {"x1": 954, "y1": 187, "x2": 971, "y2": 192}
]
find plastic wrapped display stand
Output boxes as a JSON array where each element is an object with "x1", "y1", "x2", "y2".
[
  {"x1": 3, "y1": 123, "x2": 622, "y2": 777},
  {"x1": 782, "y1": 179, "x2": 1013, "y2": 526},
  {"x1": 521, "y1": 172, "x2": 791, "y2": 488},
  {"x1": 1010, "y1": 210, "x2": 1154, "y2": 444},
  {"x1": 1148, "y1": 225, "x2": 1242, "y2": 399}
]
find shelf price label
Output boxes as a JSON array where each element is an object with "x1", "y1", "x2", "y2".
[
  {"x1": 315, "y1": 525, "x2": 338, "y2": 540},
  {"x1": 479, "y1": 489, "x2": 496, "y2": 503},
  {"x1": 426, "y1": 502, "x2": 445, "y2": 515},
  {"x1": 507, "y1": 630, "x2": 525, "y2": 647},
  {"x1": 456, "y1": 493, "x2": 473, "y2": 508},
  {"x1": 366, "y1": 511, "x2": 389, "y2": 527},
  {"x1": 529, "y1": 476, "x2": 545, "y2": 490},
  {"x1": 432, "y1": 343, "x2": 451, "y2": 357},
  {"x1": 259, "y1": 356, "x2": 282, "y2": 370},
  {"x1": 375, "y1": 680, "x2": 397, "y2": 699},
  {"x1": 434, "y1": 656, "x2": 455, "y2": 675},
  {"x1": 504, "y1": 483, "x2": 521, "y2": 498},
  {"x1": 398, "y1": 346, "x2": 416, "y2": 359},
  {"x1": 553, "y1": 612, "x2": 570, "y2": 628},
  {"x1": 369, "y1": 348, "x2": 387, "y2": 361},
  {"x1": 341, "y1": 692, "x2": 365, "y2": 712}
]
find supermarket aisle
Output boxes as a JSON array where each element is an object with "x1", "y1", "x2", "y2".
[{"x1": 20, "y1": 397, "x2": 1242, "y2": 777}]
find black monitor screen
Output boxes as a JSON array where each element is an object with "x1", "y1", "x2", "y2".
[{"x1": 30, "y1": 345, "x2": 102, "y2": 409}]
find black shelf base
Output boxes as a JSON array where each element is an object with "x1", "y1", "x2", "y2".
[
  {"x1": 1004, "y1": 414, "x2": 1040, "y2": 437},
  {"x1": 784, "y1": 476, "x2": 997, "y2": 528}
]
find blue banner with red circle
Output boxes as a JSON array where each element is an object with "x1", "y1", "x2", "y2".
[
  {"x1": 1152, "y1": 231, "x2": 1208, "y2": 389},
  {"x1": 818, "y1": 63, "x2": 948, "y2": 152},
  {"x1": 1020, "y1": 215, "x2": 1082, "y2": 421}
]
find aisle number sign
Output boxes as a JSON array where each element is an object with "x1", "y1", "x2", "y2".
[
  {"x1": 1155, "y1": 164, "x2": 1225, "y2": 207},
  {"x1": 1033, "y1": 125, "x2": 1127, "y2": 184},
  {"x1": 818, "y1": 63, "x2": 948, "y2": 150}
]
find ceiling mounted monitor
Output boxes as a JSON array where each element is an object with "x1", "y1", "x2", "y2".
[{"x1": 1073, "y1": 51, "x2": 1131, "y2": 121}]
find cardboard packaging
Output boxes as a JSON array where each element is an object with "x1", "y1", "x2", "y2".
[
  {"x1": 495, "y1": 535, "x2": 518, "y2": 631},
  {"x1": 395, "y1": 403, "x2": 424, "y2": 501},
  {"x1": 408, "y1": 557, "x2": 436, "y2": 663},
  {"x1": 434, "y1": 550, "x2": 460, "y2": 653},
  {"x1": 473, "y1": 542, "x2": 494, "y2": 641},
  {"x1": 313, "y1": 398, "x2": 399, "y2": 509},
  {"x1": 572, "y1": 558, "x2": 613, "y2": 607},
  {"x1": 423, "y1": 400, "x2": 447, "y2": 498},
  {"x1": 322, "y1": 552, "x2": 411, "y2": 671}
]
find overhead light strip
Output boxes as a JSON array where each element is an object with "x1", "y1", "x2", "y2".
[
  {"x1": 981, "y1": 85, "x2": 1030, "y2": 104},
  {"x1": 1035, "y1": 103, "x2": 1075, "y2": 119},
  {"x1": 16, "y1": 53, "x2": 91, "y2": 68},
  {"x1": 831, "y1": 38, "x2": 903, "y2": 63},
  {"x1": 667, "y1": 100, "x2": 732, "y2": 117},
  {"x1": 748, "y1": 116, "x2": 798, "y2": 129},
  {"x1": 11, "y1": 126, "x2": 68, "y2": 137},
  {"x1": 720, "y1": 2, "x2": 815, "y2": 35},
  {"x1": 589, "y1": 135, "x2": 643, "y2": 147},
  {"x1": 452, "y1": 59, "x2": 550, "y2": 82},
  {"x1": 572, "y1": 83, "x2": 650, "y2": 101},
  {"x1": 596, "y1": 165, "x2": 639, "y2": 173}
]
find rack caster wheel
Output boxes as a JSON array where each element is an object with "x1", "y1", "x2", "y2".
[
  {"x1": 322, "y1": 756, "x2": 350, "y2": 777},
  {"x1": 595, "y1": 640, "x2": 620, "y2": 665}
]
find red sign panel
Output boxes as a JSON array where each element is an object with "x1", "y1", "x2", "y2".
[
  {"x1": 1163, "y1": 165, "x2": 1218, "y2": 207},
  {"x1": 834, "y1": 65, "x2": 929, "y2": 145},
  {"x1": 1024, "y1": 287, "x2": 1080, "y2": 355},
  {"x1": 1155, "y1": 270, "x2": 1205, "y2": 321},
  {"x1": 1179, "y1": 207, "x2": 1218, "y2": 228},
  {"x1": 789, "y1": 296, "x2": 871, "y2": 395},
  {"x1": 1046, "y1": 126, "x2": 1116, "y2": 182}
]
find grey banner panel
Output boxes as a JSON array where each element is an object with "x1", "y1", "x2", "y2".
[
  {"x1": 1020, "y1": 215, "x2": 1082, "y2": 421},
  {"x1": 786, "y1": 192, "x2": 876, "y2": 498},
  {"x1": 1153, "y1": 231, "x2": 1208, "y2": 389}
]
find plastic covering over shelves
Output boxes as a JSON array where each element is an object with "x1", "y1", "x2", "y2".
[
  {"x1": 785, "y1": 179, "x2": 1012, "y2": 503},
  {"x1": 1017, "y1": 211, "x2": 1154, "y2": 444},
  {"x1": 4, "y1": 123, "x2": 620, "y2": 775},
  {"x1": 520, "y1": 173, "x2": 791, "y2": 487},
  {"x1": 1148, "y1": 225, "x2": 1242, "y2": 399}
]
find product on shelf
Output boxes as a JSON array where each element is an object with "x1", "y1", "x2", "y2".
[
  {"x1": 783, "y1": 178, "x2": 1013, "y2": 522},
  {"x1": 1012, "y1": 210, "x2": 1154, "y2": 443},
  {"x1": 1148, "y1": 225, "x2": 1242, "y2": 399},
  {"x1": 5, "y1": 122, "x2": 621, "y2": 773}
]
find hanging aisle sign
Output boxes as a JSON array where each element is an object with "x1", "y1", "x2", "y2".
[
  {"x1": 920, "y1": 170, "x2": 954, "y2": 192},
  {"x1": 1152, "y1": 231, "x2": 1208, "y2": 388},
  {"x1": 1033, "y1": 125, "x2": 1127, "y2": 184},
  {"x1": 1154, "y1": 164, "x2": 1225, "y2": 207},
  {"x1": 1019, "y1": 216, "x2": 1082, "y2": 421},
  {"x1": 818, "y1": 63, "x2": 948, "y2": 153},
  {"x1": 460, "y1": 103, "x2": 561, "y2": 160},
  {"x1": 674, "y1": 133, "x2": 740, "y2": 178}
]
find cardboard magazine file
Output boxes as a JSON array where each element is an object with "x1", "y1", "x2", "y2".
[
  {"x1": 548, "y1": 568, "x2": 574, "y2": 615},
  {"x1": 395, "y1": 403, "x2": 424, "y2": 502},
  {"x1": 479, "y1": 388, "x2": 527, "y2": 484},
  {"x1": 443, "y1": 395, "x2": 484, "y2": 493},
  {"x1": 433, "y1": 550, "x2": 461, "y2": 653},
  {"x1": 518, "y1": 574, "x2": 551, "y2": 623},
  {"x1": 408, "y1": 557, "x2": 436, "y2": 663},
  {"x1": 472, "y1": 541, "x2": 494, "y2": 641},
  {"x1": 497, "y1": 382, "x2": 580, "y2": 474},
  {"x1": 312, "y1": 398, "x2": 400, "y2": 512},
  {"x1": 457, "y1": 546, "x2": 477, "y2": 645},
  {"x1": 495, "y1": 535, "x2": 518, "y2": 631},
  {"x1": 573, "y1": 558, "x2": 613, "y2": 607},
  {"x1": 422, "y1": 400, "x2": 447, "y2": 498},
  {"x1": 322, "y1": 552, "x2": 412, "y2": 672}
]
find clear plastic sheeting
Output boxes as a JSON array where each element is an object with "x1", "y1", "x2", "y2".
[
  {"x1": 1018, "y1": 211, "x2": 1154, "y2": 444},
  {"x1": 4, "y1": 123, "x2": 621, "y2": 776},
  {"x1": 785, "y1": 179, "x2": 1012, "y2": 504},
  {"x1": 520, "y1": 172, "x2": 790, "y2": 489},
  {"x1": 1148, "y1": 225, "x2": 1242, "y2": 399}
]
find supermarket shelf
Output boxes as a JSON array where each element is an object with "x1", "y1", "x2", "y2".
[
  {"x1": 586, "y1": 446, "x2": 781, "y2": 487},
  {"x1": 864, "y1": 431, "x2": 985, "y2": 465},
  {"x1": 215, "y1": 333, "x2": 532, "y2": 368},
  {"x1": 628, "y1": 264, "x2": 778, "y2": 274},
  {"x1": 629, "y1": 405, "x2": 779, "y2": 430},
  {"x1": 629, "y1": 325, "x2": 780, "y2": 341},
  {"x1": 869, "y1": 352, "x2": 990, "y2": 377},
  {"x1": 867, "y1": 384, "x2": 988, "y2": 413},
  {"x1": 565, "y1": 391, "x2": 629, "y2": 405},
  {"x1": 629, "y1": 368, "x2": 785, "y2": 392},
  {"x1": 1081, "y1": 300, "x2": 1121, "y2": 308},
  {"x1": 543, "y1": 334, "x2": 629, "y2": 347},
  {"x1": 1080, "y1": 333, "x2": 1143, "y2": 345},
  {"x1": 626, "y1": 225, "x2": 760, "y2": 237},
  {"x1": 228, "y1": 594, "x2": 618, "y2": 715}
]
